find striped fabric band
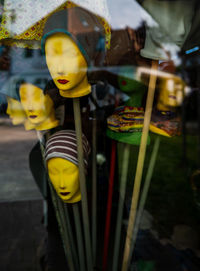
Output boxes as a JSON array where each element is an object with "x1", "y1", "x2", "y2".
[{"x1": 45, "y1": 130, "x2": 90, "y2": 169}]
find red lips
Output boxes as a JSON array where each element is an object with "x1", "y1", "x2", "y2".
[
  {"x1": 29, "y1": 115, "x2": 37, "y2": 119},
  {"x1": 169, "y1": 95, "x2": 176, "y2": 100},
  {"x1": 60, "y1": 192, "x2": 70, "y2": 196},
  {"x1": 57, "y1": 79, "x2": 69, "y2": 84}
]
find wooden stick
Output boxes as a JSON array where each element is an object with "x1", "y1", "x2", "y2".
[
  {"x1": 73, "y1": 98, "x2": 93, "y2": 271},
  {"x1": 73, "y1": 204, "x2": 86, "y2": 271},
  {"x1": 131, "y1": 136, "x2": 160, "y2": 254},
  {"x1": 103, "y1": 140, "x2": 117, "y2": 271},
  {"x1": 112, "y1": 143, "x2": 130, "y2": 271},
  {"x1": 121, "y1": 60, "x2": 158, "y2": 271},
  {"x1": 92, "y1": 114, "x2": 97, "y2": 263}
]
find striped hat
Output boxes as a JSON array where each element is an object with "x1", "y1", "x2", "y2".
[{"x1": 45, "y1": 130, "x2": 90, "y2": 169}]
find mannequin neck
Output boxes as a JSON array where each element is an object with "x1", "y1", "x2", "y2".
[
  {"x1": 59, "y1": 75, "x2": 91, "y2": 98},
  {"x1": 157, "y1": 101, "x2": 175, "y2": 112}
]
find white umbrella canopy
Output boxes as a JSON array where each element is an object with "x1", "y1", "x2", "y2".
[
  {"x1": 1, "y1": 0, "x2": 110, "y2": 35},
  {"x1": 0, "y1": 0, "x2": 111, "y2": 48}
]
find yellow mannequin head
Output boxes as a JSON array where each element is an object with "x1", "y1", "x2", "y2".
[
  {"x1": 6, "y1": 97, "x2": 27, "y2": 125},
  {"x1": 45, "y1": 33, "x2": 91, "y2": 98},
  {"x1": 19, "y1": 83, "x2": 59, "y2": 130},
  {"x1": 6, "y1": 96, "x2": 37, "y2": 130},
  {"x1": 45, "y1": 130, "x2": 90, "y2": 203},
  {"x1": 157, "y1": 76, "x2": 185, "y2": 111},
  {"x1": 47, "y1": 157, "x2": 81, "y2": 203}
]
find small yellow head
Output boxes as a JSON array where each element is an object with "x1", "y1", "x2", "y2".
[
  {"x1": 19, "y1": 83, "x2": 58, "y2": 130},
  {"x1": 157, "y1": 76, "x2": 185, "y2": 111},
  {"x1": 6, "y1": 97, "x2": 26, "y2": 125},
  {"x1": 47, "y1": 157, "x2": 81, "y2": 203},
  {"x1": 45, "y1": 33, "x2": 91, "y2": 98}
]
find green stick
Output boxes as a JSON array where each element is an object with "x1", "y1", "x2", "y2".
[
  {"x1": 121, "y1": 61, "x2": 158, "y2": 271},
  {"x1": 73, "y1": 98, "x2": 93, "y2": 271},
  {"x1": 73, "y1": 204, "x2": 86, "y2": 271},
  {"x1": 36, "y1": 131, "x2": 48, "y2": 226},
  {"x1": 112, "y1": 143, "x2": 130, "y2": 271},
  {"x1": 58, "y1": 201, "x2": 79, "y2": 271},
  {"x1": 92, "y1": 114, "x2": 97, "y2": 263},
  {"x1": 49, "y1": 183, "x2": 75, "y2": 271},
  {"x1": 131, "y1": 136, "x2": 160, "y2": 254}
]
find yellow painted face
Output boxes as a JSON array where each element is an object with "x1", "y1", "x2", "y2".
[
  {"x1": 45, "y1": 33, "x2": 91, "y2": 98},
  {"x1": 19, "y1": 83, "x2": 54, "y2": 125},
  {"x1": 6, "y1": 97, "x2": 26, "y2": 125},
  {"x1": 47, "y1": 157, "x2": 81, "y2": 203},
  {"x1": 157, "y1": 77, "x2": 184, "y2": 111}
]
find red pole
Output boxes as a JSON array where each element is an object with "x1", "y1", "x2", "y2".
[{"x1": 103, "y1": 140, "x2": 117, "y2": 271}]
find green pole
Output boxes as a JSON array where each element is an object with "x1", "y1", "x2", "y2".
[
  {"x1": 73, "y1": 98, "x2": 93, "y2": 271},
  {"x1": 112, "y1": 143, "x2": 130, "y2": 271},
  {"x1": 131, "y1": 136, "x2": 160, "y2": 254},
  {"x1": 49, "y1": 183, "x2": 76, "y2": 271},
  {"x1": 73, "y1": 204, "x2": 86, "y2": 271},
  {"x1": 36, "y1": 131, "x2": 48, "y2": 227},
  {"x1": 57, "y1": 201, "x2": 79, "y2": 271},
  {"x1": 92, "y1": 114, "x2": 97, "y2": 263}
]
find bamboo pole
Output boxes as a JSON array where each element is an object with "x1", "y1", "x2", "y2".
[
  {"x1": 131, "y1": 136, "x2": 160, "y2": 255},
  {"x1": 103, "y1": 140, "x2": 117, "y2": 271},
  {"x1": 121, "y1": 60, "x2": 158, "y2": 271},
  {"x1": 73, "y1": 204, "x2": 86, "y2": 271},
  {"x1": 112, "y1": 143, "x2": 130, "y2": 271},
  {"x1": 92, "y1": 113, "x2": 97, "y2": 263},
  {"x1": 73, "y1": 97, "x2": 93, "y2": 271}
]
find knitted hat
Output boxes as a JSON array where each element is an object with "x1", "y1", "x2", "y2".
[
  {"x1": 45, "y1": 130, "x2": 90, "y2": 169},
  {"x1": 41, "y1": 7, "x2": 105, "y2": 66}
]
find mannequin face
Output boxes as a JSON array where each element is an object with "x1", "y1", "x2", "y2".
[
  {"x1": 6, "y1": 97, "x2": 26, "y2": 125},
  {"x1": 45, "y1": 33, "x2": 89, "y2": 97},
  {"x1": 19, "y1": 83, "x2": 54, "y2": 125},
  {"x1": 47, "y1": 157, "x2": 81, "y2": 203},
  {"x1": 157, "y1": 77, "x2": 184, "y2": 110}
]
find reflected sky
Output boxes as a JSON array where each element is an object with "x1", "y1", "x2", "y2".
[{"x1": 107, "y1": 0, "x2": 156, "y2": 29}]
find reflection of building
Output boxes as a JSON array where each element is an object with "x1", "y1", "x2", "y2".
[{"x1": 105, "y1": 23, "x2": 150, "y2": 67}]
